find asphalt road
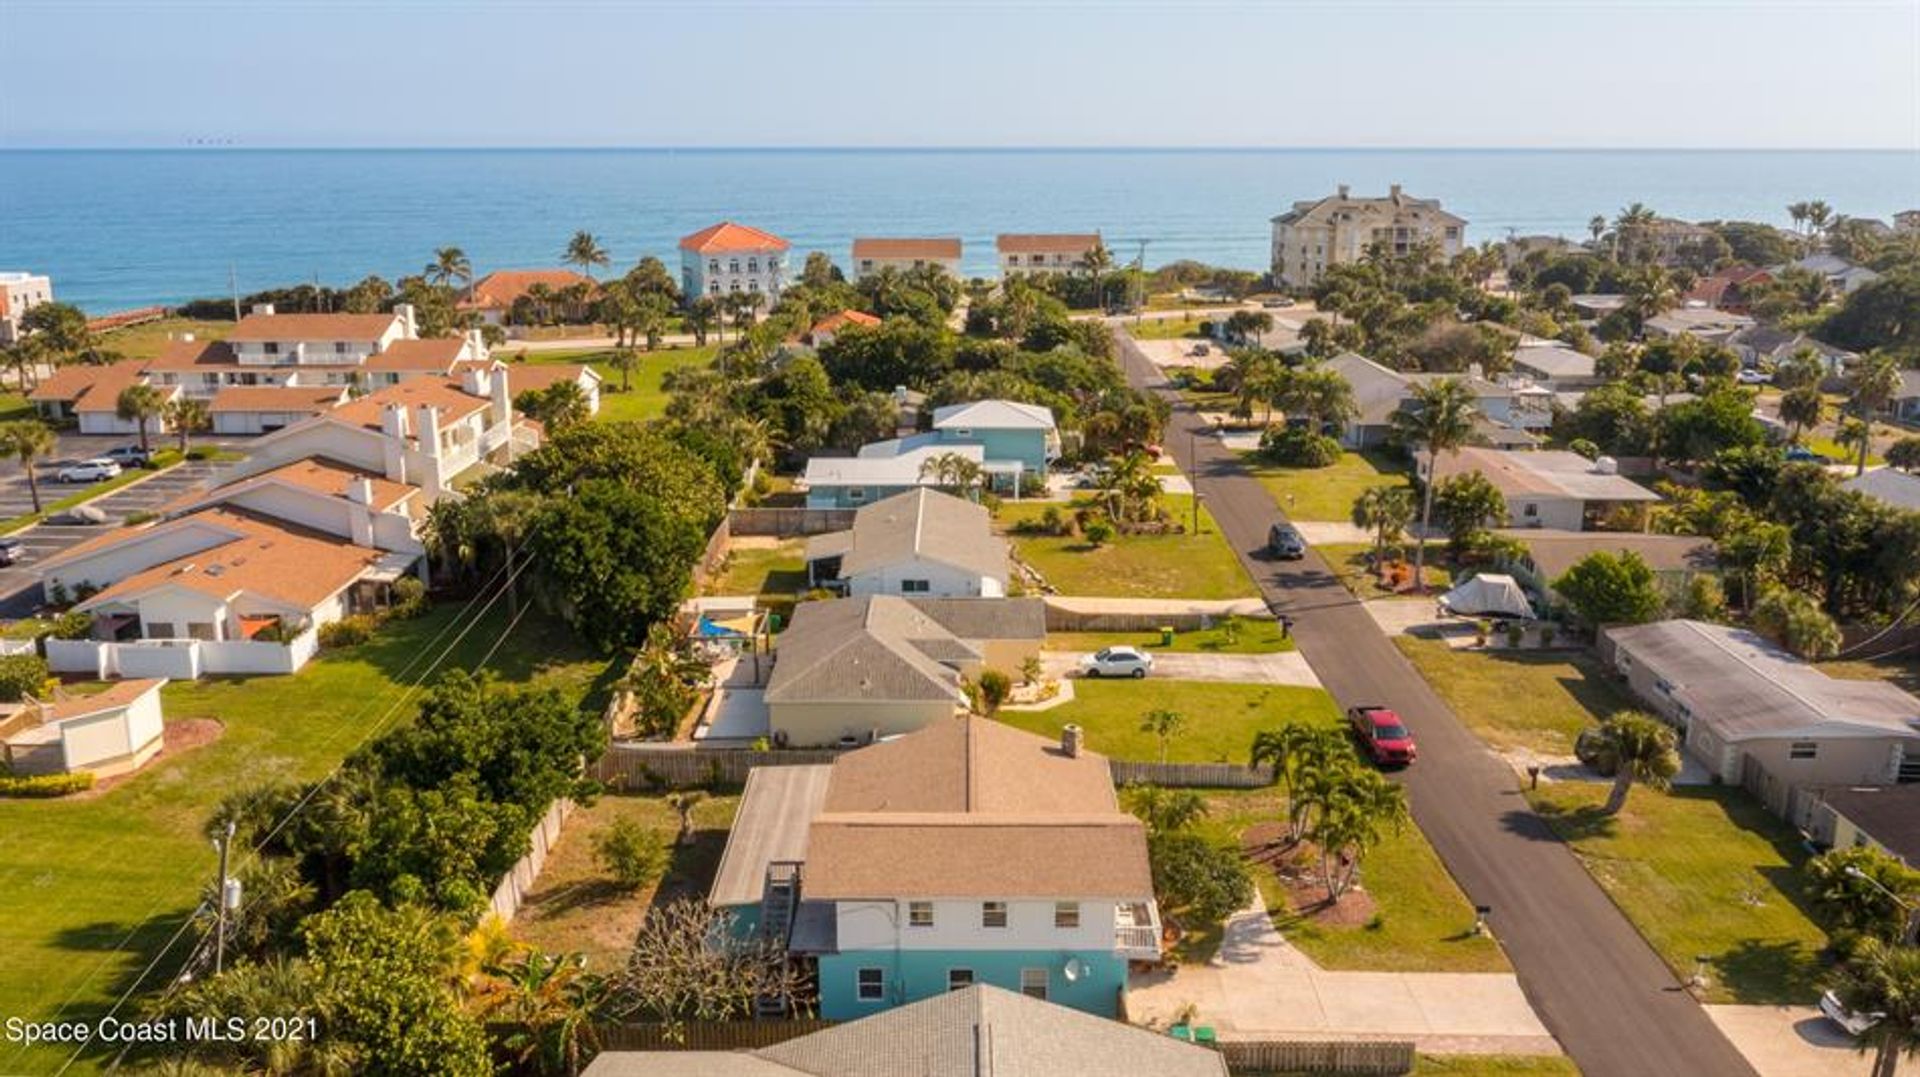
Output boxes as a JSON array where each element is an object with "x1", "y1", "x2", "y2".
[{"x1": 1117, "y1": 332, "x2": 1759, "y2": 1077}]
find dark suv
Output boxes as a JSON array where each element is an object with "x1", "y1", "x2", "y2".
[{"x1": 1267, "y1": 523, "x2": 1306, "y2": 560}]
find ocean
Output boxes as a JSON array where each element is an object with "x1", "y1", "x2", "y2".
[{"x1": 2, "y1": 148, "x2": 1916, "y2": 314}]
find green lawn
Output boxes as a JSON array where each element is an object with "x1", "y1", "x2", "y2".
[
  {"x1": 998, "y1": 680, "x2": 1339, "y2": 764},
  {"x1": 502, "y1": 345, "x2": 716, "y2": 424},
  {"x1": 1392, "y1": 638, "x2": 1630, "y2": 756},
  {"x1": 1822, "y1": 652, "x2": 1920, "y2": 697},
  {"x1": 704, "y1": 539, "x2": 808, "y2": 596},
  {"x1": 0, "y1": 389, "x2": 31, "y2": 423},
  {"x1": 1408, "y1": 1057, "x2": 1580, "y2": 1077},
  {"x1": 1246, "y1": 448, "x2": 1411, "y2": 523},
  {"x1": 1528, "y1": 782, "x2": 1830, "y2": 1004},
  {"x1": 1124, "y1": 316, "x2": 1210, "y2": 341},
  {"x1": 0, "y1": 605, "x2": 611, "y2": 1076},
  {"x1": 96, "y1": 317, "x2": 233, "y2": 360},
  {"x1": 1317, "y1": 541, "x2": 1456, "y2": 599},
  {"x1": 1047, "y1": 616, "x2": 1294, "y2": 656},
  {"x1": 996, "y1": 494, "x2": 1258, "y2": 600}
]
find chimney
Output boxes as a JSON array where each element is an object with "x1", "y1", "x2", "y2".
[
  {"x1": 489, "y1": 365, "x2": 511, "y2": 428},
  {"x1": 461, "y1": 363, "x2": 489, "y2": 397},
  {"x1": 380, "y1": 404, "x2": 410, "y2": 484},
  {"x1": 1468, "y1": 362, "x2": 1484, "y2": 380},
  {"x1": 415, "y1": 404, "x2": 441, "y2": 458},
  {"x1": 395, "y1": 303, "x2": 418, "y2": 339},
  {"x1": 1336, "y1": 184, "x2": 1351, "y2": 200},
  {"x1": 250, "y1": 302, "x2": 275, "y2": 316},
  {"x1": 466, "y1": 327, "x2": 488, "y2": 360},
  {"x1": 345, "y1": 477, "x2": 375, "y2": 546},
  {"x1": 1061, "y1": 723, "x2": 1084, "y2": 758},
  {"x1": 1390, "y1": 183, "x2": 1403, "y2": 202}
]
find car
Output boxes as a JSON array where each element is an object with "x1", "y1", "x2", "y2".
[
  {"x1": 102, "y1": 445, "x2": 153, "y2": 466},
  {"x1": 1346, "y1": 705, "x2": 1417, "y2": 766},
  {"x1": 1080, "y1": 646, "x2": 1153, "y2": 679},
  {"x1": 0, "y1": 537, "x2": 22, "y2": 566},
  {"x1": 1735, "y1": 368, "x2": 1772, "y2": 385},
  {"x1": 1819, "y1": 990, "x2": 1882, "y2": 1037},
  {"x1": 1268, "y1": 523, "x2": 1306, "y2": 560},
  {"x1": 1785, "y1": 445, "x2": 1833, "y2": 464},
  {"x1": 1260, "y1": 296, "x2": 1293, "y2": 309},
  {"x1": 56, "y1": 459, "x2": 123, "y2": 483}
]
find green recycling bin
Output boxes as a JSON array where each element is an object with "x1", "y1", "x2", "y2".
[{"x1": 1160, "y1": 625, "x2": 1175, "y2": 646}]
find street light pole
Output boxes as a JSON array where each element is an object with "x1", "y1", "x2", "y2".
[
  {"x1": 212, "y1": 819, "x2": 235, "y2": 975},
  {"x1": 1845, "y1": 864, "x2": 1920, "y2": 946}
]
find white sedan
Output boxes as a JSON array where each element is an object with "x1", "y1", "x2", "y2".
[
  {"x1": 1820, "y1": 989, "x2": 1882, "y2": 1036},
  {"x1": 56, "y1": 458, "x2": 123, "y2": 483},
  {"x1": 1080, "y1": 646, "x2": 1154, "y2": 679}
]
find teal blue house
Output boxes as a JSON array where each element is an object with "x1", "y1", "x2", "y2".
[
  {"x1": 803, "y1": 399, "x2": 1058, "y2": 508},
  {"x1": 707, "y1": 715, "x2": 1161, "y2": 1020}
]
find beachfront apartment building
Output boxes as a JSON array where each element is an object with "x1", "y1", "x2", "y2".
[
  {"x1": 1270, "y1": 185, "x2": 1465, "y2": 288},
  {"x1": 852, "y1": 237, "x2": 964, "y2": 278},
  {"x1": 996, "y1": 233, "x2": 1101, "y2": 277},
  {"x1": 0, "y1": 272, "x2": 54, "y2": 344},
  {"x1": 679, "y1": 221, "x2": 791, "y2": 305},
  {"x1": 708, "y1": 715, "x2": 1160, "y2": 1020}
]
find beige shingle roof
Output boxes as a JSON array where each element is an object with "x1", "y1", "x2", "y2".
[
  {"x1": 852, "y1": 237, "x2": 962, "y2": 260},
  {"x1": 225, "y1": 312, "x2": 398, "y2": 343},
  {"x1": 816, "y1": 488, "x2": 1008, "y2": 585}
]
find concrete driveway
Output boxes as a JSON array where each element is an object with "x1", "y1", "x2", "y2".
[
  {"x1": 1704, "y1": 1006, "x2": 1869, "y2": 1077},
  {"x1": 1128, "y1": 903, "x2": 1560, "y2": 1055},
  {"x1": 1041, "y1": 650, "x2": 1321, "y2": 687}
]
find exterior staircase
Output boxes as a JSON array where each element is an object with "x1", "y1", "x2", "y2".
[{"x1": 756, "y1": 860, "x2": 803, "y2": 1019}]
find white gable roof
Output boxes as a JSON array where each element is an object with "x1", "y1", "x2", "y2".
[{"x1": 932, "y1": 400, "x2": 1056, "y2": 431}]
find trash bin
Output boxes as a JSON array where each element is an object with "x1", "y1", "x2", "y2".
[
  {"x1": 1159, "y1": 626, "x2": 1175, "y2": 646},
  {"x1": 768, "y1": 613, "x2": 783, "y2": 633}
]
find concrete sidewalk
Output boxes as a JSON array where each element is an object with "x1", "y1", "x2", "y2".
[
  {"x1": 1040, "y1": 650, "x2": 1321, "y2": 687},
  {"x1": 1128, "y1": 903, "x2": 1560, "y2": 1055},
  {"x1": 1703, "y1": 1006, "x2": 1868, "y2": 1077}
]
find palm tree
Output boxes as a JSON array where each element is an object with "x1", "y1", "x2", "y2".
[
  {"x1": 1249, "y1": 723, "x2": 1344, "y2": 841},
  {"x1": 1121, "y1": 783, "x2": 1209, "y2": 833},
  {"x1": 1588, "y1": 215, "x2": 1608, "y2": 246},
  {"x1": 607, "y1": 347, "x2": 638, "y2": 393},
  {"x1": 1623, "y1": 265, "x2": 1679, "y2": 332},
  {"x1": 1139, "y1": 708, "x2": 1187, "y2": 764},
  {"x1": 563, "y1": 231, "x2": 611, "y2": 281},
  {"x1": 1351, "y1": 485, "x2": 1415, "y2": 575},
  {"x1": 1806, "y1": 200, "x2": 1834, "y2": 241},
  {"x1": 1312, "y1": 767, "x2": 1409, "y2": 899},
  {"x1": 1591, "y1": 711, "x2": 1680, "y2": 815},
  {"x1": 0, "y1": 420, "x2": 56, "y2": 514},
  {"x1": 477, "y1": 950, "x2": 612, "y2": 1077},
  {"x1": 666, "y1": 791, "x2": 707, "y2": 847},
  {"x1": 425, "y1": 246, "x2": 472, "y2": 295},
  {"x1": 686, "y1": 296, "x2": 720, "y2": 346},
  {"x1": 1096, "y1": 449, "x2": 1157, "y2": 523},
  {"x1": 1288, "y1": 366, "x2": 1358, "y2": 433},
  {"x1": 164, "y1": 397, "x2": 211, "y2": 454},
  {"x1": 1778, "y1": 386, "x2": 1824, "y2": 444},
  {"x1": 115, "y1": 383, "x2": 165, "y2": 453},
  {"x1": 1787, "y1": 201, "x2": 1811, "y2": 237},
  {"x1": 1846, "y1": 353, "x2": 1903, "y2": 476},
  {"x1": 1391, "y1": 378, "x2": 1477, "y2": 592},
  {"x1": 633, "y1": 293, "x2": 671, "y2": 351},
  {"x1": 1833, "y1": 937, "x2": 1920, "y2": 1077},
  {"x1": 917, "y1": 451, "x2": 984, "y2": 497},
  {"x1": 1613, "y1": 203, "x2": 1658, "y2": 263}
]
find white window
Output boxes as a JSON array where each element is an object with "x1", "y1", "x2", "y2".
[
  {"x1": 982, "y1": 901, "x2": 1007, "y2": 928},
  {"x1": 908, "y1": 901, "x2": 933, "y2": 927},
  {"x1": 1020, "y1": 967, "x2": 1048, "y2": 1000},
  {"x1": 1790, "y1": 741, "x2": 1818, "y2": 760},
  {"x1": 708, "y1": 259, "x2": 720, "y2": 274},
  {"x1": 900, "y1": 579, "x2": 930, "y2": 594},
  {"x1": 1054, "y1": 901, "x2": 1080, "y2": 929},
  {"x1": 856, "y1": 967, "x2": 885, "y2": 1002},
  {"x1": 948, "y1": 968, "x2": 974, "y2": 992}
]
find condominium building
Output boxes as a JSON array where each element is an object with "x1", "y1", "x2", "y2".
[
  {"x1": 996, "y1": 233, "x2": 1101, "y2": 277},
  {"x1": 1269, "y1": 185, "x2": 1465, "y2": 288},
  {"x1": 678, "y1": 221, "x2": 791, "y2": 305},
  {"x1": 0, "y1": 271, "x2": 55, "y2": 344},
  {"x1": 851, "y1": 237, "x2": 964, "y2": 278}
]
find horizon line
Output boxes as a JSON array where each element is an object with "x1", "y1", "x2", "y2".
[{"x1": 3, "y1": 143, "x2": 1917, "y2": 154}]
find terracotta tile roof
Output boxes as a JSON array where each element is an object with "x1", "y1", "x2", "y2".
[
  {"x1": 809, "y1": 309, "x2": 881, "y2": 336},
  {"x1": 458, "y1": 269, "x2": 594, "y2": 311},
  {"x1": 27, "y1": 359, "x2": 149, "y2": 404},
  {"x1": 363, "y1": 336, "x2": 469, "y2": 372},
  {"x1": 238, "y1": 457, "x2": 416, "y2": 512},
  {"x1": 208, "y1": 386, "x2": 346, "y2": 413},
  {"x1": 225, "y1": 312, "x2": 399, "y2": 343},
  {"x1": 54, "y1": 360, "x2": 174, "y2": 413},
  {"x1": 852, "y1": 237, "x2": 963, "y2": 260},
  {"x1": 329, "y1": 378, "x2": 491, "y2": 432},
  {"x1": 678, "y1": 220, "x2": 791, "y2": 253},
  {"x1": 76, "y1": 507, "x2": 388, "y2": 613},
  {"x1": 143, "y1": 338, "x2": 239, "y2": 371},
  {"x1": 995, "y1": 233, "x2": 1100, "y2": 255},
  {"x1": 44, "y1": 679, "x2": 165, "y2": 723},
  {"x1": 505, "y1": 363, "x2": 598, "y2": 395}
]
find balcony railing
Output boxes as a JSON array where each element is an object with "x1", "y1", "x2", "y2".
[{"x1": 1114, "y1": 902, "x2": 1162, "y2": 959}]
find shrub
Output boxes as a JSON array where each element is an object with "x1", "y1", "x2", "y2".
[
  {"x1": 50, "y1": 610, "x2": 93, "y2": 641},
  {"x1": 976, "y1": 669, "x2": 1012, "y2": 714},
  {"x1": 0, "y1": 771, "x2": 94, "y2": 798},
  {"x1": 593, "y1": 817, "x2": 670, "y2": 890},
  {"x1": 0, "y1": 655, "x2": 49, "y2": 703},
  {"x1": 1753, "y1": 587, "x2": 1842, "y2": 660},
  {"x1": 1082, "y1": 519, "x2": 1115, "y2": 546},
  {"x1": 1018, "y1": 473, "x2": 1048, "y2": 498},
  {"x1": 390, "y1": 576, "x2": 429, "y2": 619},
  {"x1": 122, "y1": 511, "x2": 158, "y2": 527},
  {"x1": 1257, "y1": 426, "x2": 1341, "y2": 468},
  {"x1": 318, "y1": 616, "x2": 377, "y2": 649},
  {"x1": 185, "y1": 446, "x2": 215, "y2": 461},
  {"x1": 1574, "y1": 726, "x2": 1620, "y2": 777},
  {"x1": 1019, "y1": 655, "x2": 1044, "y2": 686},
  {"x1": 1148, "y1": 830, "x2": 1254, "y2": 925}
]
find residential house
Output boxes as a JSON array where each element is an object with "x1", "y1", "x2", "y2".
[
  {"x1": 1570, "y1": 294, "x2": 1628, "y2": 319},
  {"x1": 581, "y1": 984, "x2": 1226, "y2": 1077},
  {"x1": 1602, "y1": 620, "x2": 1920, "y2": 825},
  {"x1": 1638, "y1": 218, "x2": 1718, "y2": 265},
  {"x1": 1889, "y1": 369, "x2": 1920, "y2": 424},
  {"x1": 1725, "y1": 324, "x2": 1856, "y2": 376},
  {"x1": 679, "y1": 221, "x2": 791, "y2": 305},
  {"x1": 1843, "y1": 467, "x2": 1920, "y2": 513},
  {"x1": 1419, "y1": 447, "x2": 1660, "y2": 531},
  {"x1": 0, "y1": 678, "x2": 166, "y2": 779},
  {"x1": 805, "y1": 399, "x2": 1059, "y2": 507},
  {"x1": 1810, "y1": 784, "x2": 1920, "y2": 867},
  {"x1": 1685, "y1": 266, "x2": 1773, "y2": 313},
  {"x1": 852, "y1": 237, "x2": 964, "y2": 279},
  {"x1": 1322, "y1": 352, "x2": 1544, "y2": 450},
  {"x1": 802, "y1": 442, "x2": 983, "y2": 510},
  {"x1": 996, "y1": 234, "x2": 1101, "y2": 277},
  {"x1": 499, "y1": 361, "x2": 603, "y2": 415},
  {"x1": 28, "y1": 359, "x2": 172, "y2": 435},
  {"x1": 208, "y1": 386, "x2": 349, "y2": 435},
  {"x1": 763, "y1": 595, "x2": 1044, "y2": 747},
  {"x1": 707, "y1": 715, "x2": 1160, "y2": 1019},
  {"x1": 804, "y1": 488, "x2": 1009, "y2": 597},
  {"x1": 1510, "y1": 343, "x2": 1603, "y2": 390},
  {"x1": 806, "y1": 309, "x2": 880, "y2": 348},
  {"x1": 456, "y1": 268, "x2": 594, "y2": 326},
  {"x1": 164, "y1": 456, "x2": 428, "y2": 557},
  {"x1": 1895, "y1": 210, "x2": 1920, "y2": 236},
  {"x1": 1501, "y1": 529, "x2": 1716, "y2": 609},
  {"x1": 1500, "y1": 235, "x2": 1583, "y2": 269},
  {"x1": 0, "y1": 271, "x2": 54, "y2": 344},
  {"x1": 1642, "y1": 306, "x2": 1755, "y2": 345},
  {"x1": 1269, "y1": 185, "x2": 1466, "y2": 288},
  {"x1": 1788, "y1": 253, "x2": 1882, "y2": 295}
]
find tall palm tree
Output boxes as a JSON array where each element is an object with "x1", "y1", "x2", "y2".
[
  {"x1": 1833, "y1": 937, "x2": 1920, "y2": 1077},
  {"x1": 1250, "y1": 724, "x2": 1345, "y2": 841},
  {"x1": 0, "y1": 420, "x2": 57, "y2": 514},
  {"x1": 1787, "y1": 201, "x2": 1811, "y2": 237},
  {"x1": 1613, "y1": 203, "x2": 1658, "y2": 263},
  {"x1": 1588, "y1": 215, "x2": 1607, "y2": 247},
  {"x1": 563, "y1": 231, "x2": 611, "y2": 281},
  {"x1": 686, "y1": 296, "x2": 720, "y2": 346},
  {"x1": 1351, "y1": 485, "x2": 1415, "y2": 575},
  {"x1": 1623, "y1": 265, "x2": 1679, "y2": 332},
  {"x1": 115, "y1": 383, "x2": 166, "y2": 453},
  {"x1": 164, "y1": 397, "x2": 211, "y2": 454},
  {"x1": 1778, "y1": 386, "x2": 1824, "y2": 445},
  {"x1": 1806, "y1": 200, "x2": 1834, "y2": 241},
  {"x1": 1390, "y1": 378, "x2": 1477, "y2": 592},
  {"x1": 425, "y1": 246, "x2": 472, "y2": 295},
  {"x1": 1846, "y1": 352, "x2": 1903, "y2": 476},
  {"x1": 1592, "y1": 711, "x2": 1680, "y2": 815},
  {"x1": 1312, "y1": 767, "x2": 1409, "y2": 899}
]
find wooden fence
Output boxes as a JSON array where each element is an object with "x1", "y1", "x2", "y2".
[
  {"x1": 691, "y1": 515, "x2": 734, "y2": 593},
  {"x1": 1219, "y1": 1040, "x2": 1415, "y2": 1075},
  {"x1": 595, "y1": 743, "x2": 1273, "y2": 791},
  {"x1": 487, "y1": 798, "x2": 574, "y2": 923},
  {"x1": 595, "y1": 1019, "x2": 834, "y2": 1052},
  {"x1": 727, "y1": 507, "x2": 856, "y2": 537}
]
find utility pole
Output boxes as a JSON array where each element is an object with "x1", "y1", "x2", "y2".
[
  {"x1": 212, "y1": 819, "x2": 236, "y2": 975},
  {"x1": 229, "y1": 265, "x2": 241, "y2": 322}
]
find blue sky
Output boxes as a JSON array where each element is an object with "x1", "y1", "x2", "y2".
[{"x1": 4, "y1": 0, "x2": 1917, "y2": 149}]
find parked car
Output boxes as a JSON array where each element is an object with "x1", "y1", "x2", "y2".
[
  {"x1": 1080, "y1": 646, "x2": 1153, "y2": 679},
  {"x1": 1819, "y1": 990, "x2": 1882, "y2": 1037},
  {"x1": 102, "y1": 445, "x2": 153, "y2": 466},
  {"x1": 1346, "y1": 705, "x2": 1418, "y2": 766},
  {"x1": 1260, "y1": 296, "x2": 1292, "y2": 309},
  {"x1": 0, "y1": 537, "x2": 22, "y2": 565},
  {"x1": 1785, "y1": 445, "x2": 1833, "y2": 464},
  {"x1": 56, "y1": 459, "x2": 122, "y2": 483},
  {"x1": 1267, "y1": 523, "x2": 1306, "y2": 560},
  {"x1": 1735, "y1": 369, "x2": 1772, "y2": 385}
]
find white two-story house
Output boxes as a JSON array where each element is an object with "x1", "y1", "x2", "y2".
[
  {"x1": 996, "y1": 234, "x2": 1101, "y2": 277},
  {"x1": 679, "y1": 221, "x2": 790, "y2": 305}
]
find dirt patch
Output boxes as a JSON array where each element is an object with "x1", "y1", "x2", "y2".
[
  {"x1": 1241, "y1": 822, "x2": 1379, "y2": 928},
  {"x1": 74, "y1": 717, "x2": 225, "y2": 799}
]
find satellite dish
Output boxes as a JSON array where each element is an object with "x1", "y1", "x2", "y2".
[{"x1": 1062, "y1": 957, "x2": 1084, "y2": 982}]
